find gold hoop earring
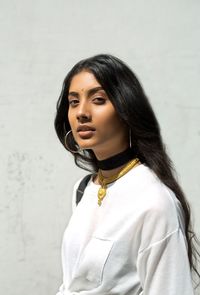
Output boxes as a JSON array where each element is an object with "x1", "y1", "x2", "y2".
[{"x1": 64, "y1": 130, "x2": 80, "y2": 153}]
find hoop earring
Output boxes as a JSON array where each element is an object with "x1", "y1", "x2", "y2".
[
  {"x1": 64, "y1": 130, "x2": 80, "y2": 153},
  {"x1": 129, "y1": 128, "x2": 132, "y2": 148}
]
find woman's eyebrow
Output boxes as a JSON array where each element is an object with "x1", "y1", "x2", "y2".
[
  {"x1": 68, "y1": 86, "x2": 105, "y2": 98},
  {"x1": 87, "y1": 86, "x2": 105, "y2": 97}
]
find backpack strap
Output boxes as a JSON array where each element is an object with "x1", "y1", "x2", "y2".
[{"x1": 76, "y1": 174, "x2": 92, "y2": 206}]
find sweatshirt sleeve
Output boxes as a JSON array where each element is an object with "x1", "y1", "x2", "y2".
[
  {"x1": 137, "y1": 227, "x2": 194, "y2": 294},
  {"x1": 56, "y1": 177, "x2": 84, "y2": 295}
]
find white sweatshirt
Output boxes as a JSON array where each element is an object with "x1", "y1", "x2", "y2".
[{"x1": 56, "y1": 164, "x2": 194, "y2": 295}]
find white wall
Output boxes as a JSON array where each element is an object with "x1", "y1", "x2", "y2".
[{"x1": 0, "y1": 0, "x2": 199, "y2": 294}]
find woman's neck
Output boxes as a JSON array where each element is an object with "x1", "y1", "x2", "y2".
[
  {"x1": 93, "y1": 145, "x2": 139, "y2": 181},
  {"x1": 94, "y1": 143, "x2": 129, "y2": 161}
]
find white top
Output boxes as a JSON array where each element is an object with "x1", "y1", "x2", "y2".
[{"x1": 56, "y1": 164, "x2": 194, "y2": 295}]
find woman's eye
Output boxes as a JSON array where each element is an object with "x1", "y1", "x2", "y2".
[
  {"x1": 93, "y1": 97, "x2": 106, "y2": 104},
  {"x1": 68, "y1": 99, "x2": 79, "y2": 107}
]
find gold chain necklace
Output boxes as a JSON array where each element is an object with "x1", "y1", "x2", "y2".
[{"x1": 97, "y1": 158, "x2": 140, "y2": 206}]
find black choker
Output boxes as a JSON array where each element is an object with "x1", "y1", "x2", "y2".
[{"x1": 97, "y1": 148, "x2": 137, "y2": 170}]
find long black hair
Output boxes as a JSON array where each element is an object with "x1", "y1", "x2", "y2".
[{"x1": 54, "y1": 53, "x2": 200, "y2": 287}]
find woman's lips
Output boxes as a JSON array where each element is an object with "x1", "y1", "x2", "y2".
[
  {"x1": 77, "y1": 125, "x2": 96, "y2": 139},
  {"x1": 78, "y1": 130, "x2": 95, "y2": 139}
]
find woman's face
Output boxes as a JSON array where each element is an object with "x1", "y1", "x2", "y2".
[{"x1": 68, "y1": 70, "x2": 129, "y2": 159}]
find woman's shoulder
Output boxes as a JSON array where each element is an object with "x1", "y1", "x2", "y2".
[
  {"x1": 71, "y1": 173, "x2": 95, "y2": 211},
  {"x1": 125, "y1": 164, "x2": 178, "y2": 205},
  {"x1": 123, "y1": 164, "x2": 186, "y2": 250},
  {"x1": 122, "y1": 164, "x2": 185, "y2": 229},
  {"x1": 71, "y1": 175, "x2": 89, "y2": 211}
]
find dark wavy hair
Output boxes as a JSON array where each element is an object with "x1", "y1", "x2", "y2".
[{"x1": 54, "y1": 53, "x2": 200, "y2": 287}]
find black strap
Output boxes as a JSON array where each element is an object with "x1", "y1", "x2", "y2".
[{"x1": 76, "y1": 174, "x2": 92, "y2": 206}]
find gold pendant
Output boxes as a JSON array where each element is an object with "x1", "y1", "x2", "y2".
[
  {"x1": 98, "y1": 187, "x2": 106, "y2": 206},
  {"x1": 97, "y1": 158, "x2": 140, "y2": 207}
]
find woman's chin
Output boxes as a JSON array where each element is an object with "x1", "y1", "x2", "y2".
[{"x1": 78, "y1": 142, "x2": 96, "y2": 151}]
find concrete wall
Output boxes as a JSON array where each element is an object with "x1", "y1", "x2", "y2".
[{"x1": 0, "y1": 0, "x2": 199, "y2": 294}]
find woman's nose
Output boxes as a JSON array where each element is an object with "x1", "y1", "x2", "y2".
[{"x1": 76, "y1": 101, "x2": 91, "y2": 122}]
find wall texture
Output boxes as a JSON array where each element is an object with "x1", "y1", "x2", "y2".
[{"x1": 0, "y1": 0, "x2": 199, "y2": 294}]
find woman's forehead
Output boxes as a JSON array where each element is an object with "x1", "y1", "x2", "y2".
[{"x1": 69, "y1": 71, "x2": 102, "y2": 93}]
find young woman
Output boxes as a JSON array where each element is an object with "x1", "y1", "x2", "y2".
[{"x1": 54, "y1": 54, "x2": 199, "y2": 294}]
